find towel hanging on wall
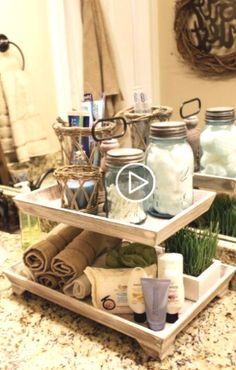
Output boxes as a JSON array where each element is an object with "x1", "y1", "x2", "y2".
[
  {"x1": 81, "y1": 0, "x2": 123, "y2": 117},
  {"x1": 1, "y1": 70, "x2": 49, "y2": 162}
]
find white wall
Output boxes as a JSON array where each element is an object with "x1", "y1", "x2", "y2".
[{"x1": 0, "y1": 0, "x2": 59, "y2": 151}]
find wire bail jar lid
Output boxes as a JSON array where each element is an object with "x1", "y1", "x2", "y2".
[
  {"x1": 206, "y1": 107, "x2": 235, "y2": 122},
  {"x1": 150, "y1": 122, "x2": 187, "y2": 139},
  {"x1": 106, "y1": 148, "x2": 144, "y2": 166}
]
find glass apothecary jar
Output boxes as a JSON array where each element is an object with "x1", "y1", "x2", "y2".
[
  {"x1": 145, "y1": 122, "x2": 194, "y2": 218},
  {"x1": 104, "y1": 148, "x2": 146, "y2": 224},
  {"x1": 200, "y1": 107, "x2": 236, "y2": 178}
]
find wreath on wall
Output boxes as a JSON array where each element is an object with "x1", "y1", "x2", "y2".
[{"x1": 174, "y1": 0, "x2": 236, "y2": 76}]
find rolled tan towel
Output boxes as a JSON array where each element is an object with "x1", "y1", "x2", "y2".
[
  {"x1": 23, "y1": 224, "x2": 83, "y2": 273},
  {"x1": 35, "y1": 271, "x2": 61, "y2": 290},
  {"x1": 51, "y1": 231, "x2": 121, "y2": 280},
  {"x1": 63, "y1": 254, "x2": 107, "y2": 299}
]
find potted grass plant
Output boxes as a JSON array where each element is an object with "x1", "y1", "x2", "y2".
[
  {"x1": 165, "y1": 227, "x2": 221, "y2": 301},
  {"x1": 192, "y1": 194, "x2": 236, "y2": 237}
]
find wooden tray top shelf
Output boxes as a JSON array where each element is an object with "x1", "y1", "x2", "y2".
[{"x1": 14, "y1": 185, "x2": 216, "y2": 247}]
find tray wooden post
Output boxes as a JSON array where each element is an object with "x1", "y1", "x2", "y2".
[{"x1": 137, "y1": 337, "x2": 175, "y2": 360}]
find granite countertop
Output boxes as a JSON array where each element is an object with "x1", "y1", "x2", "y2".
[{"x1": 0, "y1": 231, "x2": 236, "y2": 370}]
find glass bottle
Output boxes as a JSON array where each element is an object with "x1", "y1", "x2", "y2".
[
  {"x1": 200, "y1": 107, "x2": 236, "y2": 178},
  {"x1": 145, "y1": 122, "x2": 194, "y2": 218},
  {"x1": 104, "y1": 148, "x2": 146, "y2": 224},
  {"x1": 15, "y1": 182, "x2": 42, "y2": 250}
]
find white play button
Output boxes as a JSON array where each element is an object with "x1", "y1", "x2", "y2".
[
  {"x1": 116, "y1": 163, "x2": 155, "y2": 202},
  {"x1": 128, "y1": 171, "x2": 149, "y2": 194}
]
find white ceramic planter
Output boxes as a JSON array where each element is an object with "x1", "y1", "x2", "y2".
[{"x1": 183, "y1": 260, "x2": 222, "y2": 301}]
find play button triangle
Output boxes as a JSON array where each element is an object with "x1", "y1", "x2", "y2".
[{"x1": 128, "y1": 171, "x2": 149, "y2": 194}]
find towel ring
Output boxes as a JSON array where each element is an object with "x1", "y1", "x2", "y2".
[{"x1": 0, "y1": 34, "x2": 25, "y2": 70}]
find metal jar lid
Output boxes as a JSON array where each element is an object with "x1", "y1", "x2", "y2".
[
  {"x1": 106, "y1": 148, "x2": 144, "y2": 166},
  {"x1": 206, "y1": 107, "x2": 235, "y2": 122},
  {"x1": 150, "y1": 122, "x2": 187, "y2": 139}
]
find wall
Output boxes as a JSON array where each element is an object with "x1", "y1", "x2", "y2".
[
  {"x1": 158, "y1": 1, "x2": 236, "y2": 125},
  {"x1": 0, "y1": 0, "x2": 59, "y2": 151}
]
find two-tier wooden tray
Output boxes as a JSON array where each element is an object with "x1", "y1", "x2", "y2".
[{"x1": 7, "y1": 184, "x2": 235, "y2": 359}]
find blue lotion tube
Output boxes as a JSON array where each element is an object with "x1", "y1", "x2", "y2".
[{"x1": 141, "y1": 278, "x2": 170, "y2": 331}]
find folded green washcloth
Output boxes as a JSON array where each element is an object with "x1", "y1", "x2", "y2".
[{"x1": 106, "y1": 243, "x2": 157, "y2": 268}]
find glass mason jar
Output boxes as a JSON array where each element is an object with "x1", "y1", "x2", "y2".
[
  {"x1": 145, "y1": 122, "x2": 194, "y2": 218},
  {"x1": 200, "y1": 107, "x2": 236, "y2": 178},
  {"x1": 105, "y1": 148, "x2": 146, "y2": 224}
]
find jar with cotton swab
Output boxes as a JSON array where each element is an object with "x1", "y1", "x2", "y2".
[{"x1": 104, "y1": 148, "x2": 146, "y2": 224}]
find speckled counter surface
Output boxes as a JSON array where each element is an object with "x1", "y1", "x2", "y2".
[{"x1": 0, "y1": 231, "x2": 236, "y2": 370}]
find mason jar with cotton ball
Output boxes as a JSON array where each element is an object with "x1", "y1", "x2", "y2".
[
  {"x1": 145, "y1": 122, "x2": 194, "y2": 218},
  {"x1": 104, "y1": 148, "x2": 146, "y2": 224},
  {"x1": 200, "y1": 107, "x2": 236, "y2": 178}
]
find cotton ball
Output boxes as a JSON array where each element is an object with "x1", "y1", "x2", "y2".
[
  {"x1": 146, "y1": 146, "x2": 165, "y2": 166},
  {"x1": 226, "y1": 164, "x2": 236, "y2": 178},
  {"x1": 208, "y1": 128, "x2": 235, "y2": 156},
  {"x1": 171, "y1": 144, "x2": 187, "y2": 162},
  {"x1": 200, "y1": 130, "x2": 215, "y2": 151},
  {"x1": 227, "y1": 153, "x2": 236, "y2": 165},
  {"x1": 150, "y1": 157, "x2": 175, "y2": 180},
  {"x1": 146, "y1": 152, "x2": 156, "y2": 167},
  {"x1": 203, "y1": 164, "x2": 227, "y2": 176},
  {"x1": 200, "y1": 152, "x2": 217, "y2": 167},
  {"x1": 213, "y1": 165, "x2": 227, "y2": 177},
  {"x1": 225, "y1": 154, "x2": 236, "y2": 177},
  {"x1": 171, "y1": 144, "x2": 194, "y2": 172},
  {"x1": 175, "y1": 165, "x2": 192, "y2": 182},
  {"x1": 146, "y1": 147, "x2": 170, "y2": 169},
  {"x1": 181, "y1": 176, "x2": 193, "y2": 194},
  {"x1": 156, "y1": 173, "x2": 178, "y2": 192}
]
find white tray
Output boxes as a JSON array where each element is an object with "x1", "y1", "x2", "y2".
[
  {"x1": 14, "y1": 185, "x2": 215, "y2": 247},
  {"x1": 4, "y1": 261, "x2": 235, "y2": 360}
]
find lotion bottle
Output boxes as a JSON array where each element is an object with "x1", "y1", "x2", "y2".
[
  {"x1": 127, "y1": 267, "x2": 148, "y2": 323},
  {"x1": 158, "y1": 253, "x2": 184, "y2": 323}
]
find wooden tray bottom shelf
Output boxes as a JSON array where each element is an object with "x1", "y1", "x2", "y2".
[{"x1": 4, "y1": 262, "x2": 235, "y2": 360}]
